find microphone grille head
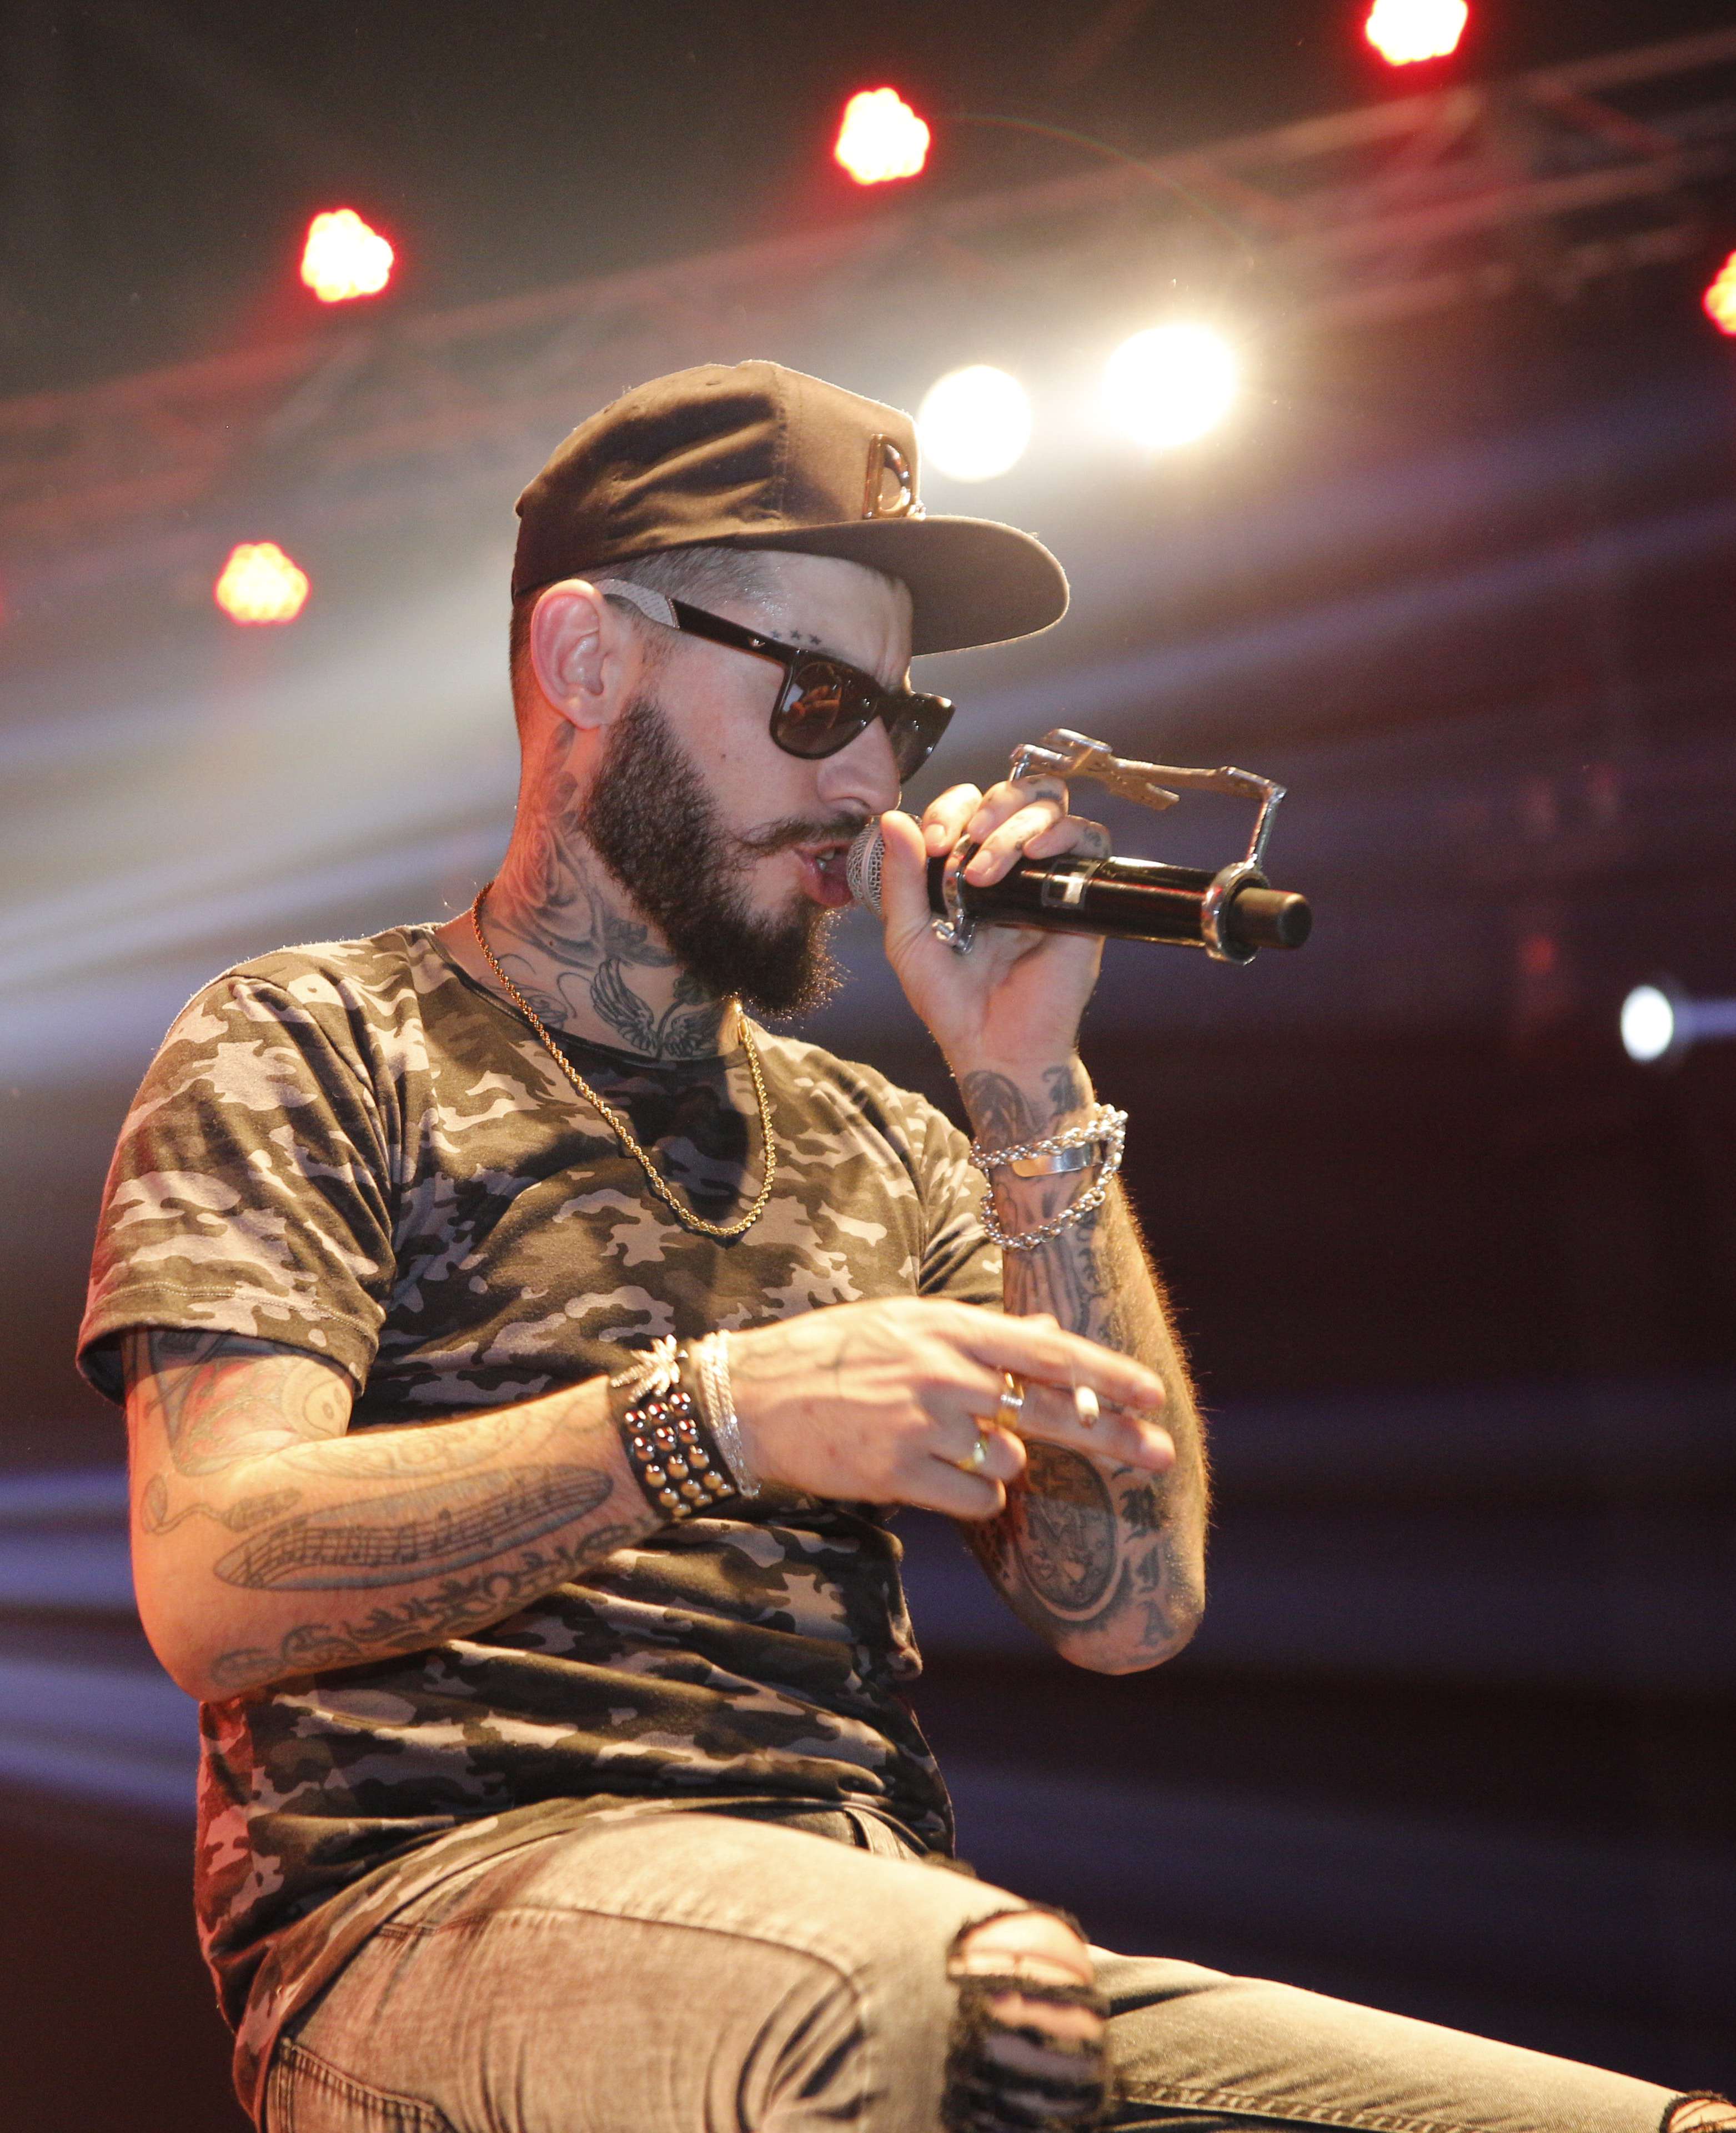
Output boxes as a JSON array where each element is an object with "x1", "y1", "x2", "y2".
[{"x1": 845, "y1": 821, "x2": 885, "y2": 917}]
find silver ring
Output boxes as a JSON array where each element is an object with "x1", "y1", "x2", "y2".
[
  {"x1": 1073, "y1": 1385, "x2": 1100, "y2": 1429},
  {"x1": 934, "y1": 837, "x2": 979, "y2": 954}
]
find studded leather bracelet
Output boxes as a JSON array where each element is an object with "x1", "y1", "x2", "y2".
[{"x1": 610, "y1": 1337, "x2": 739, "y2": 1521}]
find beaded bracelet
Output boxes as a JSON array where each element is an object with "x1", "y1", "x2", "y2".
[{"x1": 610, "y1": 1338, "x2": 738, "y2": 1521}]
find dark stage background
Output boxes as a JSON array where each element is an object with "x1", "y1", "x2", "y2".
[{"x1": 2, "y1": 4, "x2": 1734, "y2": 2126}]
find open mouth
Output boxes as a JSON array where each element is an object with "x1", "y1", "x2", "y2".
[{"x1": 795, "y1": 841, "x2": 856, "y2": 908}]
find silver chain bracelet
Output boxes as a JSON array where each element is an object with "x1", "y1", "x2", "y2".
[
  {"x1": 969, "y1": 1104, "x2": 1128, "y2": 1252},
  {"x1": 689, "y1": 1330, "x2": 761, "y2": 1498}
]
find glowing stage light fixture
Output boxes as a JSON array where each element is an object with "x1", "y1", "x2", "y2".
[
  {"x1": 1364, "y1": 0, "x2": 1469, "y2": 66},
  {"x1": 1103, "y1": 324, "x2": 1240, "y2": 451},
  {"x1": 917, "y1": 366, "x2": 1032, "y2": 482},
  {"x1": 1620, "y1": 979, "x2": 1736, "y2": 1064},
  {"x1": 214, "y1": 542, "x2": 310, "y2": 625},
  {"x1": 300, "y1": 208, "x2": 394, "y2": 303},
  {"x1": 834, "y1": 89, "x2": 930, "y2": 186},
  {"x1": 1703, "y1": 251, "x2": 1736, "y2": 334}
]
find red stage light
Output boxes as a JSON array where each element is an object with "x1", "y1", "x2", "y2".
[
  {"x1": 1364, "y1": 0, "x2": 1468, "y2": 66},
  {"x1": 834, "y1": 89, "x2": 930, "y2": 186},
  {"x1": 1703, "y1": 251, "x2": 1736, "y2": 334},
  {"x1": 300, "y1": 208, "x2": 394, "y2": 303},
  {"x1": 214, "y1": 543, "x2": 310, "y2": 625}
]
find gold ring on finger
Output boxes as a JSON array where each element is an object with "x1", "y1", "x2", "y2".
[
  {"x1": 954, "y1": 1431, "x2": 991, "y2": 1475},
  {"x1": 996, "y1": 1374, "x2": 1027, "y2": 1432}
]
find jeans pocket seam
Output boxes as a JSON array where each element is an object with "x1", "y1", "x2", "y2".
[
  {"x1": 377, "y1": 1891, "x2": 865, "y2": 1981},
  {"x1": 272, "y1": 2036, "x2": 456, "y2": 2131}
]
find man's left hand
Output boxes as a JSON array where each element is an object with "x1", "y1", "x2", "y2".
[{"x1": 876, "y1": 779, "x2": 1109, "y2": 1080}]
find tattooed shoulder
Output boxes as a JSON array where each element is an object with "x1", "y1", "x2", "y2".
[{"x1": 124, "y1": 1329, "x2": 353, "y2": 1475}]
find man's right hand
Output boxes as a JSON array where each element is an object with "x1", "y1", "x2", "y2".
[{"x1": 726, "y1": 1299, "x2": 1171, "y2": 1519}]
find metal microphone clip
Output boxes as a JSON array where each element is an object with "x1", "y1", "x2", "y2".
[{"x1": 936, "y1": 728, "x2": 1288, "y2": 964}]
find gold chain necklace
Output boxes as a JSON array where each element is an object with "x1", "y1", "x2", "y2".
[{"x1": 469, "y1": 883, "x2": 777, "y2": 1242}]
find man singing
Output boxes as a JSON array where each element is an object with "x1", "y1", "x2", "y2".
[{"x1": 80, "y1": 362, "x2": 1722, "y2": 2133}]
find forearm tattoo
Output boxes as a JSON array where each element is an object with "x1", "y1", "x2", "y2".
[
  {"x1": 1012, "y1": 1444, "x2": 1118, "y2": 1616},
  {"x1": 212, "y1": 1467, "x2": 614, "y2": 1589},
  {"x1": 140, "y1": 1477, "x2": 303, "y2": 1536},
  {"x1": 124, "y1": 1327, "x2": 643, "y2": 1694},
  {"x1": 206, "y1": 1523, "x2": 645, "y2": 1693},
  {"x1": 959, "y1": 1066, "x2": 1206, "y2": 1659}
]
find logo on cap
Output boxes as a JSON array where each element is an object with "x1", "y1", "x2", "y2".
[{"x1": 863, "y1": 435, "x2": 921, "y2": 520}]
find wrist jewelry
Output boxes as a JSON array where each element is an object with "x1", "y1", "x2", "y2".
[
  {"x1": 969, "y1": 1102, "x2": 1127, "y2": 1177},
  {"x1": 689, "y1": 1330, "x2": 761, "y2": 1499},
  {"x1": 969, "y1": 1103, "x2": 1128, "y2": 1253},
  {"x1": 610, "y1": 1338, "x2": 737, "y2": 1521}
]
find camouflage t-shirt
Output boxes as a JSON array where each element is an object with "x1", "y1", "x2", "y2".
[{"x1": 77, "y1": 923, "x2": 1000, "y2": 2097}]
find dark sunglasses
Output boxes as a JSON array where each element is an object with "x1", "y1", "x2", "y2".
[{"x1": 594, "y1": 578, "x2": 954, "y2": 779}]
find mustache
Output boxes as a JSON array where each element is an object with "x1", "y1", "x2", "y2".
[{"x1": 735, "y1": 810, "x2": 871, "y2": 858}]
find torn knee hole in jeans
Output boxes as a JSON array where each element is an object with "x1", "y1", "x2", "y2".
[
  {"x1": 942, "y1": 1910, "x2": 1112, "y2": 2133},
  {"x1": 1663, "y1": 2097, "x2": 1736, "y2": 2133}
]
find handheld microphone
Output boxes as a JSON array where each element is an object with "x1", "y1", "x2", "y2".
[{"x1": 845, "y1": 822, "x2": 1312, "y2": 963}]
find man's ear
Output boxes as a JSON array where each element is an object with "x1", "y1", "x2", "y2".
[{"x1": 528, "y1": 580, "x2": 636, "y2": 731}]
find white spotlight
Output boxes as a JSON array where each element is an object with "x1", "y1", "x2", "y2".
[
  {"x1": 1620, "y1": 978, "x2": 1736, "y2": 1065},
  {"x1": 1620, "y1": 984, "x2": 1678, "y2": 1065},
  {"x1": 917, "y1": 365, "x2": 1032, "y2": 482},
  {"x1": 1104, "y1": 324, "x2": 1240, "y2": 450}
]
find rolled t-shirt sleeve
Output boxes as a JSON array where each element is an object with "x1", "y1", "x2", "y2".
[{"x1": 77, "y1": 972, "x2": 398, "y2": 1404}]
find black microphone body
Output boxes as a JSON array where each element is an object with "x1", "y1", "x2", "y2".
[
  {"x1": 845, "y1": 825, "x2": 1311, "y2": 960},
  {"x1": 927, "y1": 853, "x2": 1311, "y2": 955}
]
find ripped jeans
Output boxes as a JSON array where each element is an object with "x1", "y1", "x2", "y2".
[{"x1": 263, "y1": 1804, "x2": 1712, "y2": 2133}]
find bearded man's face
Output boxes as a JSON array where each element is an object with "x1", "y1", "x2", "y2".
[{"x1": 579, "y1": 688, "x2": 851, "y2": 1018}]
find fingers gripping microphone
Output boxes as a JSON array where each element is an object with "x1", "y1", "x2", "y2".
[
  {"x1": 845, "y1": 825, "x2": 1312, "y2": 962},
  {"x1": 846, "y1": 727, "x2": 1312, "y2": 964}
]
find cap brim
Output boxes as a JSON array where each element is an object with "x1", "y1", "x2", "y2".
[{"x1": 709, "y1": 515, "x2": 1067, "y2": 657}]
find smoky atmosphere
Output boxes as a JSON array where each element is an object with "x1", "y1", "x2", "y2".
[{"x1": 2, "y1": 6, "x2": 1734, "y2": 2130}]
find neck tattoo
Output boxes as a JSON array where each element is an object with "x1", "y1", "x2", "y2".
[{"x1": 469, "y1": 883, "x2": 777, "y2": 1242}]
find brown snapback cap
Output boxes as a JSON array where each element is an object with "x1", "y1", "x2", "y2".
[{"x1": 513, "y1": 359, "x2": 1067, "y2": 658}]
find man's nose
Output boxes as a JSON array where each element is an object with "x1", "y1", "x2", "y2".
[{"x1": 815, "y1": 715, "x2": 902, "y2": 815}]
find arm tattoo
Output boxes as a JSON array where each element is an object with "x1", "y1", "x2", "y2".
[
  {"x1": 130, "y1": 1328, "x2": 350, "y2": 1475},
  {"x1": 275, "y1": 1416, "x2": 520, "y2": 1480},
  {"x1": 958, "y1": 1065, "x2": 1205, "y2": 1659},
  {"x1": 957, "y1": 1069, "x2": 1043, "y2": 1154},
  {"x1": 1008, "y1": 1444, "x2": 1118, "y2": 1615},
  {"x1": 207, "y1": 1521, "x2": 645, "y2": 1691},
  {"x1": 141, "y1": 1474, "x2": 303, "y2": 1535},
  {"x1": 212, "y1": 1466, "x2": 614, "y2": 1589},
  {"x1": 126, "y1": 1326, "x2": 647, "y2": 1690}
]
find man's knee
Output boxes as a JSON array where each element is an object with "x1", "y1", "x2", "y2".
[{"x1": 942, "y1": 1907, "x2": 1111, "y2": 2132}]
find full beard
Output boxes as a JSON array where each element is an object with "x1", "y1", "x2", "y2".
[{"x1": 579, "y1": 690, "x2": 851, "y2": 1019}]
